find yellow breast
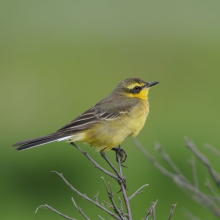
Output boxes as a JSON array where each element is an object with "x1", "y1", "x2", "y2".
[{"x1": 127, "y1": 99, "x2": 149, "y2": 137}]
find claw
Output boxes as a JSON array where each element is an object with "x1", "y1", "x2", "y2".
[{"x1": 112, "y1": 146, "x2": 127, "y2": 163}]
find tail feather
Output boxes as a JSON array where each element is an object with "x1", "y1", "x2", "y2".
[{"x1": 13, "y1": 133, "x2": 70, "y2": 151}]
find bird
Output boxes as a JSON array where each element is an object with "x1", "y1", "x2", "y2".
[{"x1": 13, "y1": 78, "x2": 159, "y2": 170}]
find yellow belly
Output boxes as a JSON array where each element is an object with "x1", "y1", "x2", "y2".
[{"x1": 71, "y1": 100, "x2": 149, "y2": 152}]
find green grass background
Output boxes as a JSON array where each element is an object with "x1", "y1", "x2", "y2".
[{"x1": 1, "y1": 1, "x2": 220, "y2": 219}]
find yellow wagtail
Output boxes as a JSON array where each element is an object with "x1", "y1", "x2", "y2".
[{"x1": 13, "y1": 78, "x2": 159, "y2": 167}]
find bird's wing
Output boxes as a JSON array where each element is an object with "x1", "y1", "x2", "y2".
[
  {"x1": 57, "y1": 96, "x2": 139, "y2": 133},
  {"x1": 57, "y1": 107, "x2": 99, "y2": 132}
]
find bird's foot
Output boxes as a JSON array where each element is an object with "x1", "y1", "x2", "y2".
[{"x1": 112, "y1": 146, "x2": 127, "y2": 163}]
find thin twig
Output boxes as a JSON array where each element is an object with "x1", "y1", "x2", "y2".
[
  {"x1": 143, "y1": 208, "x2": 152, "y2": 220},
  {"x1": 184, "y1": 210, "x2": 202, "y2": 220},
  {"x1": 71, "y1": 197, "x2": 90, "y2": 220},
  {"x1": 204, "y1": 144, "x2": 220, "y2": 160},
  {"x1": 128, "y1": 184, "x2": 149, "y2": 200},
  {"x1": 117, "y1": 145, "x2": 132, "y2": 220},
  {"x1": 133, "y1": 138, "x2": 174, "y2": 178},
  {"x1": 155, "y1": 143, "x2": 186, "y2": 181},
  {"x1": 168, "y1": 203, "x2": 177, "y2": 220},
  {"x1": 143, "y1": 200, "x2": 158, "y2": 220},
  {"x1": 35, "y1": 204, "x2": 76, "y2": 220},
  {"x1": 70, "y1": 142, "x2": 118, "y2": 181},
  {"x1": 151, "y1": 200, "x2": 157, "y2": 220},
  {"x1": 185, "y1": 137, "x2": 220, "y2": 190},
  {"x1": 189, "y1": 156, "x2": 198, "y2": 188},
  {"x1": 98, "y1": 215, "x2": 106, "y2": 220},
  {"x1": 52, "y1": 171, "x2": 121, "y2": 220},
  {"x1": 118, "y1": 196, "x2": 125, "y2": 217},
  {"x1": 94, "y1": 191, "x2": 99, "y2": 203},
  {"x1": 205, "y1": 180, "x2": 220, "y2": 204},
  {"x1": 102, "y1": 200, "x2": 113, "y2": 209},
  {"x1": 101, "y1": 177, "x2": 124, "y2": 219}
]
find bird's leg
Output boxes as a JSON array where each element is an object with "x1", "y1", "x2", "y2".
[
  {"x1": 100, "y1": 151, "x2": 126, "y2": 188},
  {"x1": 112, "y1": 145, "x2": 127, "y2": 163}
]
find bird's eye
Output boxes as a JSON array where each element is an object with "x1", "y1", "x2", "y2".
[{"x1": 134, "y1": 86, "x2": 140, "y2": 90}]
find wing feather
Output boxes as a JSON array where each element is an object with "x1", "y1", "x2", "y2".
[{"x1": 58, "y1": 96, "x2": 139, "y2": 133}]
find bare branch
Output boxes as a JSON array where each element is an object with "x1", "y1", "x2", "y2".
[
  {"x1": 205, "y1": 180, "x2": 220, "y2": 204},
  {"x1": 168, "y1": 203, "x2": 177, "y2": 220},
  {"x1": 35, "y1": 204, "x2": 76, "y2": 220},
  {"x1": 133, "y1": 138, "x2": 174, "y2": 178},
  {"x1": 71, "y1": 197, "x2": 90, "y2": 220},
  {"x1": 52, "y1": 171, "x2": 121, "y2": 220},
  {"x1": 184, "y1": 210, "x2": 202, "y2": 220},
  {"x1": 98, "y1": 215, "x2": 106, "y2": 220},
  {"x1": 117, "y1": 146, "x2": 132, "y2": 220},
  {"x1": 101, "y1": 177, "x2": 124, "y2": 219},
  {"x1": 189, "y1": 156, "x2": 198, "y2": 188},
  {"x1": 134, "y1": 138, "x2": 220, "y2": 218},
  {"x1": 143, "y1": 200, "x2": 158, "y2": 220},
  {"x1": 204, "y1": 144, "x2": 220, "y2": 160},
  {"x1": 94, "y1": 191, "x2": 99, "y2": 203},
  {"x1": 184, "y1": 137, "x2": 220, "y2": 190},
  {"x1": 118, "y1": 197, "x2": 125, "y2": 218},
  {"x1": 151, "y1": 200, "x2": 157, "y2": 220},
  {"x1": 70, "y1": 142, "x2": 118, "y2": 181},
  {"x1": 155, "y1": 143, "x2": 185, "y2": 180},
  {"x1": 128, "y1": 184, "x2": 149, "y2": 200}
]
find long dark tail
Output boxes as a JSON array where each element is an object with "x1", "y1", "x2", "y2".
[{"x1": 13, "y1": 132, "x2": 69, "y2": 151}]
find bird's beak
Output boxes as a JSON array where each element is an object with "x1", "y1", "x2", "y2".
[{"x1": 144, "y1": 81, "x2": 159, "y2": 88}]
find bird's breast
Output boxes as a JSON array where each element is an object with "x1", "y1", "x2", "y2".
[{"x1": 127, "y1": 99, "x2": 149, "y2": 137}]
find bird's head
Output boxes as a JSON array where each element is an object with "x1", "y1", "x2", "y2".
[{"x1": 114, "y1": 77, "x2": 159, "y2": 100}]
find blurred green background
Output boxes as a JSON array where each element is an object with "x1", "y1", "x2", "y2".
[{"x1": 1, "y1": 1, "x2": 220, "y2": 219}]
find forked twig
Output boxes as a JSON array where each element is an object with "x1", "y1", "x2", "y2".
[
  {"x1": 51, "y1": 171, "x2": 121, "y2": 220},
  {"x1": 184, "y1": 137, "x2": 220, "y2": 190},
  {"x1": 35, "y1": 204, "x2": 76, "y2": 220},
  {"x1": 71, "y1": 197, "x2": 90, "y2": 220},
  {"x1": 128, "y1": 184, "x2": 149, "y2": 200},
  {"x1": 143, "y1": 200, "x2": 158, "y2": 220},
  {"x1": 101, "y1": 177, "x2": 124, "y2": 219}
]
